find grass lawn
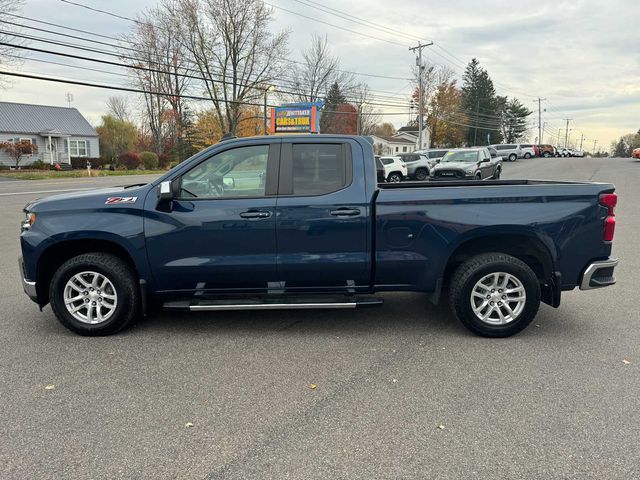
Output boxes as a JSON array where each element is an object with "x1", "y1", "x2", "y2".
[{"x1": 0, "y1": 169, "x2": 167, "y2": 180}]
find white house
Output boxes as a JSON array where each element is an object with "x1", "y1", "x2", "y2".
[
  {"x1": 0, "y1": 102, "x2": 99, "y2": 167},
  {"x1": 370, "y1": 125, "x2": 430, "y2": 155}
]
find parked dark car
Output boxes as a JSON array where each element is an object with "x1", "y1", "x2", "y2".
[
  {"x1": 430, "y1": 147, "x2": 502, "y2": 180},
  {"x1": 20, "y1": 135, "x2": 618, "y2": 338}
]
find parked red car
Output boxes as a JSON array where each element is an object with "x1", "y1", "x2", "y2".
[
  {"x1": 633, "y1": 147, "x2": 640, "y2": 159},
  {"x1": 537, "y1": 144, "x2": 555, "y2": 157}
]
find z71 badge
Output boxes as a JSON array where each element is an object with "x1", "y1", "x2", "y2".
[{"x1": 105, "y1": 196, "x2": 138, "y2": 205}]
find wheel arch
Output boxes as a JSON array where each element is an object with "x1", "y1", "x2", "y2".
[
  {"x1": 442, "y1": 231, "x2": 556, "y2": 291},
  {"x1": 35, "y1": 237, "x2": 142, "y2": 307}
]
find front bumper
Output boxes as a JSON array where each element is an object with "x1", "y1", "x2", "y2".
[
  {"x1": 19, "y1": 257, "x2": 38, "y2": 302},
  {"x1": 580, "y1": 258, "x2": 618, "y2": 290}
]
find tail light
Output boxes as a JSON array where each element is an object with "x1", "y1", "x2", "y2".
[{"x1": 599, "y1": 193, "x2": 617, "y2": 242}]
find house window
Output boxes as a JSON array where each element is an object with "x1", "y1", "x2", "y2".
[
  {"x1": 70, "y1": 140, "x2": 87, "y2": 157},
  {"x1": 402, "y1": 146, "x2": 408, "y2": 152},
  {"x1": 395, "y1": 146, "x2": 399, "y2": 152},
  {"x1": 19, "y1": 138, "x2": 34, "y2": 156}
]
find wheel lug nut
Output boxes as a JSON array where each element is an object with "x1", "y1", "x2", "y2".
[
  {"x1": 491, "y1": 289, "x2": 495, "y2": 293},
  {"x1": 498, "y1": 289, "x2": 503, "y2": 293},
  {"x1": 490, "y1": 301, "x2": 494, "y2": 305},
  {"x1": 498, "y1": 302, "x2": 502, "y2": 306},
  {"x1": 502, "y1": 295, "x2": 506, "y2": 300},
  {"x1": 92, "y1": 301, "x2": 96, "y2": 306},
  {"x1": 85, "y1": 298, "x2": 89, "y2": 303},
  {"x1": 98, "y1": 298, "x2": 102, "y2": 302}
]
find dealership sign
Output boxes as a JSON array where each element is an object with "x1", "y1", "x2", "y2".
[{"x1": 270, "y1": 102, "x2": 322, "y2": 134}]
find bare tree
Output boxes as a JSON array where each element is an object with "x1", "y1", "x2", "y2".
[
  {"x1": 171, "y1": 0, "x2": 289, "y2": 134},
  {"x1": 106, "y1": 96, "x2": 131, "y2": 122},
  {"x1": 122, "y1": 0, "x2": 192, "y2": 153},
  {"x1": 290, "y1": 35, "x2": 338, "y2": 103},
  {"x1": 350, "y1": 82, "x2": 381, "y2": 136},
  {"x1": 0, "y1": 0, "x2": 25, "y2": 87}
]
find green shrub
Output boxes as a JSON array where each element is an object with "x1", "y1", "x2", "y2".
[
  {"x1": 29, "y1": 160, "x2": 49, "y2": 170},
  {"x1": 140, "y1": 151, "x2": 159, "y2": 170}
]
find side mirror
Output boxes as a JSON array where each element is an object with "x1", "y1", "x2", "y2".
[
  {"x1": 483, "y1": 157, "x2": 491, "y2": 163},
  {"x1": 158, "y1": 180, "x2": 174, "y2": 201}
]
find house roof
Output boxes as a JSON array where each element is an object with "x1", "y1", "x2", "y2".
[
  {"x1": 0, "y1": 101, "x2": 98, "y2": 136},
  {"x1": 370, "y1": 134, "x2": 415, "y2": 145}
]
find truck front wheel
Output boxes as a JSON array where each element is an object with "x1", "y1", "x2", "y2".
[
  {"x1": 49, "y1": 253, "x2": 140, "y2": 336},
  {"x1": 449, "y1": 253, "x2": 541, "y2": 337}
]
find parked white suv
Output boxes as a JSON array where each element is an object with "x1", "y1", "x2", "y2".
[
  {"x1": 489, "y1": 144, "x2": 522, "y2": 162},
  {"x1": 518, "y1": 144, "x2": 536, "y2": 159},
  {"x1": 379, "y1": 156, "x2": 407, "y2": 183}
]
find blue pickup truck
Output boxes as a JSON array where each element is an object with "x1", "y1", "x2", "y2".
[{"x1": 19, "y1": 135, "x2": 618, "y2": 337}]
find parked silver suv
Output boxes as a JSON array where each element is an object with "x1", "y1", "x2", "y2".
[
  {"x1": 489, "y1": 144, "x2": 522, "y2": 162},
  {"x1": 398, "y1": 152, "x2": 431, "y2": 180}
]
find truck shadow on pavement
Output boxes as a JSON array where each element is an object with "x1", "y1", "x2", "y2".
[{"x1": 131, "y1": 292, "x2": 468, "y2": 338}]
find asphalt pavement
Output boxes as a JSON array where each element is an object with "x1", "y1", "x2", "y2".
[{"x1": 0, "y1": 158, "x2": 638, "y2": 479}]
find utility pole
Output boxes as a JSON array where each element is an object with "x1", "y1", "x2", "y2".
[
  {"x1": 535, "y1": 98, "x2": 546, "y2": 147},
  {"x1": 564, "y1": 119, "x2": 572, "y2": 148},
  {"x1": 409, "y1": 41, "x2": 433, "y2": 150},
  {"x1": 65, "y1": 92, "x2": 74, "y2": 108},
  {"x1": 473, "y1": 99, "x2": 480, "y2": 146},
  {"x1": 593, "y1": 139, "x2": 598, "y2": 154},
  {"x1": 579, "y1": 133, "x2": 585, "y2": 151},
  {"x1": 541, "y1": 121, "x2": 546, "y2": 144},
  {"x1": 263, "y1": 85, "x2": 275, "y2": 135}
]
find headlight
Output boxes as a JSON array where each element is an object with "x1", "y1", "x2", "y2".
[
  {"x1": 21, "y1": 212, "x2": 36, "y2": 231},
  {"x1": 465, "y1": 167, "x2": 476, "y2": 174}
]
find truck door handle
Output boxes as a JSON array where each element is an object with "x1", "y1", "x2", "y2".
[
  {"x1": 330, "y1": 208, "x2": 360, "y2": 217},
  {"x1": 239, "y1": 210, "x2": 271, "y2": 219}
]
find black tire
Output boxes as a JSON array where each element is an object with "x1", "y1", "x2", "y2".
[
  {"x1": 524, "y1": 152, "x2": 532, "y2": 159},
  {"x1": 492, "y1": 167, "x2": 501, "y2": 179},
  {"x1": 475, "y1": 173, "x2": 482, "y2": 181},
  {"x1": 449, "y1": 253, "x2": 541, "y2": 338},
  {"x1": 414, "y1": 168, "x2": 428, "y2": 181},
  {"x1": 387, "y1": 172, "x2": 402, "y2": 183},
  {"x1": 49, "y1": 253, "x2": 140, "y2": 336},
  {"x1": 543, "y1": 152, "x2": 551, "y2": 158},
  {"x1": 508, "y1": 154, "x2": 517, "y2": 162}
]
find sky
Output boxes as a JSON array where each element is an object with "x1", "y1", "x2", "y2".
[{"x1": 1, "y1": 0, "x2": 638, "y2": 151}]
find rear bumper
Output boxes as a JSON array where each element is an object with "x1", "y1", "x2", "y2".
[
  {"x1": 580, "y1": 258, "x2": 618, "y2": 290},
  {"x1": 19, "y1": 257, "x2": 38, "y2": 302}
]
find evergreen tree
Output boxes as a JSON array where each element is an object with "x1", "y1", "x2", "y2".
[
  {"x1": 500, "y1": 98, "x2": 532, "y2": 143},
  {"x1": 461, "y1": 59, "x2": 501, "y2": 145},
  {"x1": 321, "y1": 82, "x2": 347, "y2": 133}
]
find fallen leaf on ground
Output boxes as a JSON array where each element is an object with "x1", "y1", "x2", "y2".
[
  {"x1": 44, "y1": 384, "x2": 55, "y2": 390},
  {"x1": 392, "y1": 379, "x2": 398, "y2": 383},
  {"x1": 622, "y1": 359, "x2": 631, "y2": 365},
  {"x1": 185, "y1": 422, "x2": 194, "y2": 428},
  {"x1": 310, "y1": 384, "x2": 317, "y2": 390},
  {"x1": 437, "y1": 425, "x2": 445, "y2": 430}
]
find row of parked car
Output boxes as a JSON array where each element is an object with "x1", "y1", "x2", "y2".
[
  {"x1": 490, "y1": 143, "x2": 585, "y2": 161},
  {"x1": 376, "y1": 146, "x2": 503, "y2": 183}
]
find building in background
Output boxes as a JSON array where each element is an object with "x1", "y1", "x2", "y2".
[
  {"x1": 369, "y1": 126, "x2": 430, "y2": 155},
  {"x1": 0, "y1": 101, "x2": 99, "y2": 166}
]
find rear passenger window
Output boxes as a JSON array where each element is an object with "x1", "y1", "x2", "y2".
[{"x1": 291, "y1": 144, "x2": 351, "y2": 196}]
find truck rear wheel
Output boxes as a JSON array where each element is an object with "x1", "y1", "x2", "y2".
[
  {"x1": 449, "y1": 253, "x2": 540, "y2": 337},
  {"x1": 49, "y1": 253, "x2": 140, "y2": 336},
  {"x1": 508, "y1": 154, "x2": 517, "y2": 162}
]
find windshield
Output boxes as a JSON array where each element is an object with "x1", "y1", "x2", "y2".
[{"x1": 441, "y1": 150, "x2": 480, "y2": 163}]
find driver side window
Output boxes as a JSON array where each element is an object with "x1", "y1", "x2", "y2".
[{"x1": 179, "y1": 145, "x2": 269, "y2": 199}]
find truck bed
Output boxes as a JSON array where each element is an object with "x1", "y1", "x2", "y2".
[{"x1": 378, "y1": 179, "x2": 600, "y2": 188}]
